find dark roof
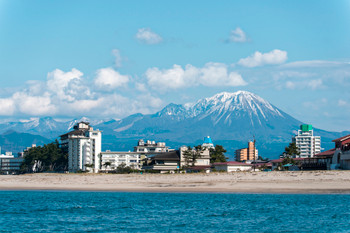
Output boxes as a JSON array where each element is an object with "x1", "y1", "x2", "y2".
[
  {"x1": 332, "y1": 134, "x2": 350, "y2": 143},
  {"x1": 151, "y1": 151, "x2": 180, "y2": 161},
  {"x1": 270, "y1": 158, "x2": 306, "y2": 163},
  {"x1": 213, "y1": 161, "x2": 252, "y2": 166},
  {"x1": 60, "y1": 129, "x2": 87, "y2": 138},
  {"x1": 186, "y1": 166, "x2": 211, "y2": 170},
  {"x1": 315, "y1": 148, "x2": 335, "y2": 157}
]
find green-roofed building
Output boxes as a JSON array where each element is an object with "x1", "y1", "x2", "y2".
[{"x1": 292, "y1": 124, "x2": 321, "y2": 158}]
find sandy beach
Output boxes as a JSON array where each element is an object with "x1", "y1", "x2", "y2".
[{"x1": 1, "y1": 171, "x2": 350, "y2": 194}]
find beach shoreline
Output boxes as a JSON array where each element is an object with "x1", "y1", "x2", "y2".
[{"x1": 1, "y1": 171, "x2": 350, "y2": 194}]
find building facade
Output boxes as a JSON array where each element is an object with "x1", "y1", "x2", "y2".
[
  {"x1": 235, "y1": 141, "x2": 258, "y2": 162},
  {"x1": 179, "y1": 146, "x2": 211, "y2": 167},
  {"x1": 292, "y1": 124, "x2": 321, "y2": 158},
  {"x1": 0, "y1": 153, "x2": 24, "y2": 175},
  {"x1": 213, "y1": 161, "x2": 253, "y2": 172},
  {"x1": 99, "y1": 139, "x2": 172, "y2": 172},
  {"x1": 60, "y1": 122, "x2": 102, "y2": 173},
  {"x1": 100, "y1": 151, "x2": 142, "y2": 171},
  {"x1": 134, "y1": 139, "x2": 170, "y2": 153}
]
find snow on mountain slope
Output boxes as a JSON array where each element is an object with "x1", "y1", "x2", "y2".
[{"x1": 151, "y1": 91, "x2": 285, "y2": 126}]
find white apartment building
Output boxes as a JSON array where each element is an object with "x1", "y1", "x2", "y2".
[
  {"x1": 292, "y1": 124, "x2": 321, "y2": 158},
  {"x1": 100, "y1": 152, "x2": 142, "y2": 171},
  {"x1": 60, "y1": 122, "x2": 101, "y2": 173}
]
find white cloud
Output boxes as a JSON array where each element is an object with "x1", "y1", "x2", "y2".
[
  {"x1": 0, "y1": 98, "x2": 15, "y2": 115},
  {"x1": 145, "y1": 64, "x2": 197, "y2": 90},
  {"x1": 136, "y1": 28, "x2": 163, "y2": 44},
  {"x1": 285, "y1": 81, "x2": 296, "y2": 89},
  {"x1": 338, "y1": 99, "x2": 347, "y2": 106},
  {"x1": 281, "y1": 60, "x2": 349, "y2": 68},
  {"x1": 228, "y1": 27, "x2": 247, "y2": 43},
  {"x1": 238, "y1": 49, "x2": 288, "y2": 67},
  {"x1": 13, "y1": 92, "x2": 56, "y2": 116},
  {"x1": 112, "y1": 49, "x2": 122, "y2": 68},
  {"x1": 47, "y1": 68, "x2": 84, "y2": 101},
  {"x1": 94, "y1": 68, "x2": 129, "y2": 90},
  {"x1": 135, "y1": 82, "x2": 147, "y2": 92},
  {"x1": 145, "y1": 63, "x2": 247, "y2": 91},
  {"x1": 307, "y1": 79, "x2": 323, "y2": 90},
  {"x1": 200, "y1": 63, "x2": 247, "y2": 86}
]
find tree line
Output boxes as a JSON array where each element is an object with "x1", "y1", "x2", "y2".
[{"x1": 20, "y1": 140, "x2": 67, "y2": 173}]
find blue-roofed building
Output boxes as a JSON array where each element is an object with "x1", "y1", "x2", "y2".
[{"x1": 202, "y1": 136, "x2": 214, "y2": 149}]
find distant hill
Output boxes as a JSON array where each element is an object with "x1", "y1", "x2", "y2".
[
  {"x1": 0, "y1": 91, "x2": 348, "y2": 159},
  {"x1": 0, "y1": 130, "x2": 51, "y2": 154}
]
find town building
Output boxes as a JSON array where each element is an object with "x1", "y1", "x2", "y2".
[
  {"x1": 235, "y1": 141, "x2": 258, "y2": 162},
  {"x1": 134, "y1": 139, "x2": 171, "y2": 153},
  {"x1": 179, "y1": 146, "x2": 211, "y2": 167},
  {"x1": 330, "y1": 134, "x2": 350, "y2": 169},
  {"x1": 99, "y1": 139, "x2": 172, "y2": 172},
  {"x1": 0, "y1": 152, "x2": 24, "y2": 175},
  {"x1": 60, "y1": 122, "x2": 102, "y2": 173},
  {"x1": 202, "y1": 136, "x2": 215, "y2": 149},
  {"x1": 292, "y1": 124, "x2": 321, "y2": 158},
  {"x1": 213, "y1": 161, "x2": 253, "y2": 172},
  {"x1": 142, "y1": 151, "x2": 181, "y2": 172},
  {"x1": 100, "y1": 151, "x2": 142, "y2": 171}
]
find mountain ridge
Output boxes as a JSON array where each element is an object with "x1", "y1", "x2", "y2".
[{"x1": 0, "y1": 90, "x2": 348, "y2": 158}]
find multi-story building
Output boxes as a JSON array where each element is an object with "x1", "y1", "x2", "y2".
[
  {"x1": 60, "y1": 122, "x2": 102, "y2": 173},
  {"x1": 235, "y1": 141, "x2": 258, "y2": 162},
  {"x1": 0, "y1": 152, "x2": 24, "y2": 175},
  {"x1": 292, "y1": 124, "x2": 321, "y2": 158},
  {"x1": 134, "y1": 139, "x2": 170, "y2": 153},
  {"x1": 100, "y1": 151, "x2": 142, "y2": 171},
  {"x1": 100, "y1": 139, "x2": 172, "y2": 172}
]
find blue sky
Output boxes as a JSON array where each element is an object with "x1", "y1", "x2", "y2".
[{"x1": 0, "y1": 0, "x2": 349, "y2": 131}]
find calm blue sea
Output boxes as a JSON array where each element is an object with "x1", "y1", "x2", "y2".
[{"x1": 1, "y1": 191, "x2": 350, "y2": 232}]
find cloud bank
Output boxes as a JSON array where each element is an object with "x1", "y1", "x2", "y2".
[
  {"x1": 238, "y1": 49, "x2": 288, "y2": 67},
  {"x1": 145, "y1": 63, "x2": 247, "y2": 90}
]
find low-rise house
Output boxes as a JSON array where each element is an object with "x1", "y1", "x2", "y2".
[
  {"x1": 142, "y1": 151, "x2": 180, "y2": 172},
  {"x1": 213, "y1": 161, "x2": 253, "y2": 172}
]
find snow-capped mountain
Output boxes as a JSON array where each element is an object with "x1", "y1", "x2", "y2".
[{"x1": 108, "y1": 91, "x2": 300, "y2": 141}]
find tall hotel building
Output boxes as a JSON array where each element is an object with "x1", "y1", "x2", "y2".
[
  {"x1": 60, "y1": 122, "x2": 101, "y2": 173},
  {"x1": 292, "y1": 124, "x2": 321, "y2": 158}
]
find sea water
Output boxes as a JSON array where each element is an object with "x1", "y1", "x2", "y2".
[{"x1": 1, "y1": 191, "x2": 350, "y2": 232}]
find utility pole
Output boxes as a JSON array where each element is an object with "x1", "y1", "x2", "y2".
[{"x1": 253, "y1": 135, "x2": 256, "y2": 172}]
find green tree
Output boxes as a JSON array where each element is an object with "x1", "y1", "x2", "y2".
[
  {"x1": 283, "y1": 142, "x2": 300, "y2": 157},
  {"x1": 209, "y1": 145, "x2": 228, "y2": 164},
  {"x1": 183, "y1": 145, "x2": 204, "y2": 167},
  {"x1": 116, "y1": 163, "x2": 134, "y2": 174},
  {"x1": 104, "y1": 162, "x2": 112, "y2": 172},
  {"x1": 21, "y1": 140, "x2": 67, "y2": 173}
]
